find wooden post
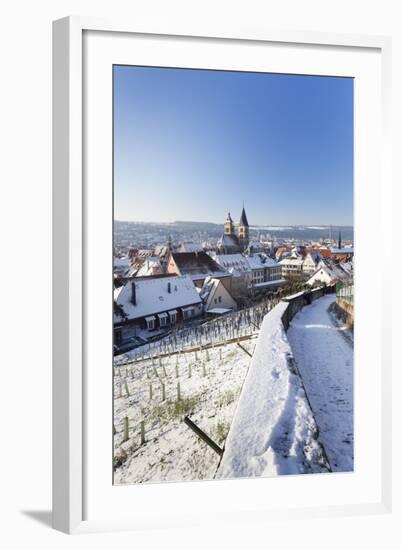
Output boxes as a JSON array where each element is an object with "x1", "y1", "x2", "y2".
[
  {"x1": 188, "y1": 364, "x2": 192, "y2": 378},
  {"x1": 123, "y1": 416, "x2": 129, "y2": 442},
  {"x1": 177, "y1": 382, "x2": 181, "y2": 401},
  {"x1": 149, "y1": 382, "x2": 153, "y2": 400},
  {"x1": 161, "y1": 381, "x2": 166, "y2": 402},
  {"x1": 124, "y1": 381, "x2": 130, "y2": 397},
  {"x1": 183, "y1": 416, "x2": 223, "y2": 456},
  {"x1": 140, "y1": 420, "x2": 145, "y2": 445},
  {"x1": 162, "y1": 364, "x2": 167, "y2": 377},
  {"x1": 202, "y1": 363, "x2": 207, "y2": 377},
  {"x1": 175, "y1": 364, "x2": 179, "y2": 378},
  {"x1": 118, "y1": 382, "x2": 122, "y2": 398}
]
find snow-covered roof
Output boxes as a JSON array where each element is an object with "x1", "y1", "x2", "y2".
[
  {"x1": 307, "y1": 258, "x2": 353, "y2": 285},
  {"x1": 135, "y1": 257, "x2": 162, "y2": 277},
  {"x1": 178, "y1": 242, "x2": 203, "y2": 253},
  {"x1": 217, "y1": 234, "x2": 240, "y2": 248},
  {"x1": 113, "y1": 256, "x2": 130, "y2": 268},
  {"x1": 278, "y1": 258, "x2": 304, "y2": 266},
  {"x1": 210, "y1": 253, "x2": 251, "y2": 273},
  {"x1": 212, "y1": 252, "x2": 279, "y2": 272},
  {"x1": 207, "y1": 307, "x2": 232, "y2": 314},
  {"x1": 330, "y1": 247, "x2": 354, "y2": 254},
  {"x1": 253, "y1": 279, "x2": 285, "y2": 288},
  {"x1": 114, "y1": 275, "x2": 202, "y2": 323},
  {"x1": 246, "y1": 253, "x2": 279, "y2": 269},
  {"x1": 304, "y1": 251, "x2": 323, "y2": 264},
  {"x1": 247, "y1": 240, "x2": 265, "y2": 250},
  {"x1": 154, "y1": 245, "x2": 170, "y2": 257},
  {"x1": 171, "y1": 251, "x2": 229, "y2": 281}
]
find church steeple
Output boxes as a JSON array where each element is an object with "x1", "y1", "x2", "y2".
[
  {"x1": 239, "y1": 205, "x2": 249, "y2": 228},
  {"x1": 237, "y1": 203, "x2": 249, "y2": 250},
  {"x1": 224, "y1": 211, "x2": 234, "y2": 235}
]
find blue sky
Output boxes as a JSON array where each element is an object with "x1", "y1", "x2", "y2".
[{"x1": 114, "y1": 66, "x2": 353, "y2": 225}]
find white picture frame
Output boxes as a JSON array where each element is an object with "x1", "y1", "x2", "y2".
[{"x1": 52, "y1": 16, "x2": 392, "y2": 534}]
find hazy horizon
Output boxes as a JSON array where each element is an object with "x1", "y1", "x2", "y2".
[{"x1": 114, "y1": 219, "x2": 354, "y2": 227}]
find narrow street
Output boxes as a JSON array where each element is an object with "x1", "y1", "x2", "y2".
[{"x1": 287, "y1": 294, "x2": 354, "y2": 471}]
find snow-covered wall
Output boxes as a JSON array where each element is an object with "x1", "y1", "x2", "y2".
[
  {"x1": 217, "y1": 300, "x2": 329, "y2": 479},
  {"x1": 281, "y1": 285, "x2": 335, "y2": 329}
]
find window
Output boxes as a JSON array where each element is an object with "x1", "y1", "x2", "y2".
[
  {"x1": 218, "y1": 296, "x2": 222, "y2": 303},
  {"x1": 147, "y1": 319, "x2": 155, "y2": 330},
  {"x1": 169, "y1": 312, "x2": 177, "y2": 324},
  {"x1": 182, "y1": 308, "x2": 194, "y2": 320}
]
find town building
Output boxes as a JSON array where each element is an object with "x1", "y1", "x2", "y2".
[
  {"x1": 114, "y1": 274, "x2": 203, "y2": 352},
  {"x1": 200, "y1": 276, "x2": 238, "y2": 316},
  {"x1": 302, "y1": 251, "x2": 323, "y2": 274},
  {"x1": 212, "y1": 251, "x2": 283, "y2": 294},
  {"x1": 245, "y1": 240, "x2": 266, "y2": 255},
  {"x1": 216, "y1": 207, "x2": 250, "y2": 254},
  {"x1": 246, "y1": 253, "x2": 284, "y2": 290},
  {"x1": 209, "y1": 253, "x2": 252, "y2": 298},
  {"x1": 178, "y1": 242, "x2": 204, "y2": 253},
  {"x1": 167, "y1": 251, "x2": 231, "y2": 288},
  {"x1": 279, "y1": 257, "x2": 305, "y2": 278},
  {"x1": 113, "y1": 256, "x2": 131, "y2": 277},
  {"x1": 306, "y1": 258, "x2": 353, "y2": 286},
  {"x1": 134, "y1": 257, "x2": 163, "y2": 277}
]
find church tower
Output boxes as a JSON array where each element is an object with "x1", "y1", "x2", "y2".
[
  {"x1": 237, "y1": 206, "x2": 250, "y2": 250},
  {"x1": 224, "y1": 212, "x2": 234, "y2": 235}
]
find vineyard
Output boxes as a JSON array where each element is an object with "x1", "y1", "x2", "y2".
[
  {"x1": 113, "y1": 333, "x2": 258, "y2": 483},
  {"x1": 114, "y1": 295, "x2": 280, "y2": 365}
]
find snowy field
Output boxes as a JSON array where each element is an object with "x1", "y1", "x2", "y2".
[
  {"x1": 113, "y1": 292, "x2": 353, "y2": 484},
  {"x1": 113, "y1": 337, "x2": 256, "y2": 484},
  {"x1": 287, "y1": 294, "x2": 354, "y2": 471}
]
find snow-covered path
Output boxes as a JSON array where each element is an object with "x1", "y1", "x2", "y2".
[{"x1": 287, "y1": 294, "x2": 353, "y2": 472}]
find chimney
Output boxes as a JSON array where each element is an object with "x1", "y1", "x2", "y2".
[
  {"x1": 167, "y1": 281, "x2": 171, "y2": 293},
  {"x1": 131, "y1": 282, "x2": 137, "y2": 305}
]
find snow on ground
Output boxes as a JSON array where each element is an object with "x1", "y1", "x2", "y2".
[
  {"x1": 287, "y1": 294, "x2": 353, "y2": 471},
  {"x1": 217, "y1": 303, "x2": 329, "y2": 479},
  {"x1": 114, "y1": 337, "x2": 256, "y2": 484}
]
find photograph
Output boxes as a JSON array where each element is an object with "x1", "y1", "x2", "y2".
[{"x1": 112, "y1": 65, "x2": 354, "y2": 485}]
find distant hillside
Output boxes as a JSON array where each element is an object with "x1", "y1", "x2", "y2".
[{"x1": 114, "y1": 220, "x2": 353, "y2": 248}]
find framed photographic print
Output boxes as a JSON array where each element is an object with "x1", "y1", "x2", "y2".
[{"x1": 53, "y1": 17, "x2": 392, "y2": 533}]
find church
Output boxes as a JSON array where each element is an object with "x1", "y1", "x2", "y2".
[{"x1": 216, "y1": 207, "x2": 250, "y2": 255}]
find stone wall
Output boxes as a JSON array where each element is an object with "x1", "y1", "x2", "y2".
[
  {"x1": 335, "y1": 298, "x2": 354, "y2": 327},
  {"x1": 280, "y1": 284, "x2": 336, "y2": 331}
]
